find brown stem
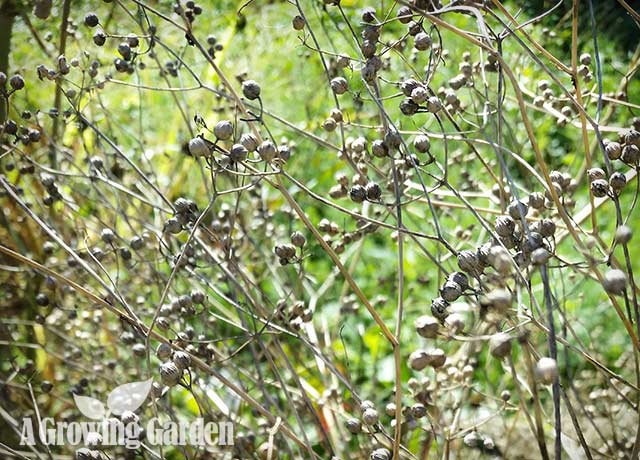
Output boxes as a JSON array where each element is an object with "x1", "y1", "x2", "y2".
[
  {"x1": 0, "y1": 1, "x2": 16, "y2": 123},
  {"x1": 49, "y1": 0, "x2": 71, "y2": 168}
]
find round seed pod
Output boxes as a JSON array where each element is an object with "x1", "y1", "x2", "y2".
[
  {"x1": 603, "y1": 269, "x2": 627, "y2": 295},
  {"x1": 93, "y1": 31, "x2": 106, "y2": 46},
  {"x1": 426, "y1": 96, "x2": 442, "y2": 113},
  {"x1": 163, "y1": 217, "x2": 182, "y2": 234},
  {"x1": 410, "y1": 86, "x2": 428, "y2": 104},
  {"x1": 370, "y1": 448, "x2": 391, "y2": 460},
  {"x1": 360, "y1": 400, "x2": 375, "y2": 412},
  {"x1": 397, "y1": 6, "x2": 412, "y2": 23},
  {"x1": 579, "y1": 53, "x2": 591, "y2": 65},
  {"x1": 345, "y1": 418, "x2": 361, "y2": 434},
  {"x1": 385, "y1": 402, "x2": 396, "y2": 417},
  {"x1": 400, "y1": 98, "x2": 419, "y2": 116},
  {"x1": 609, "y1": 172, "x2": 626, "y2": 194},
  {"x1": 186, "y1": 136, "x2": 208, "y2": 158},
  {"x1": 361, "y1": 40, "x2": 377, "y2": 59},
  {"x1": 538, "y1": 218, "x2": 556, "y2": 237},
  {"x1": 240, "y1": 133, "x2": 259, "y2": 152},
  {"x1": 118, "y1": 42, "x2": 131, "y2": 60},
  {"x1": 411, "y1": 403, "x2": 427, "y2": 418},
  {"x1": 534, "y1": 357, "x2": 558, "y2": 385},
  {"x1": 130, "y1": 235, "x2": 144, "y2": 250},
  {"x1": 495, "y1": 215, "x2": 515, "y2": 237},
  {"x1": 329, "y1": 184, "x2": 347, "y2": 198},
  {"x1": 620, "y1": 128, "x2": 640, "y2": 146},
  {"x1": 457, "y1": 250, "x2": 480, "y2": 275},
  {"x1": 614, "y1": 225, "x2": 632, "y2": 244},
  {"x1": 371, "y1": 139, "x2": 388, "y2": 157},
  {"x1": 445, "y1": 312, "x2": 465, "y2": 333},
  {"x1": 413, "y1": 134, "x2": 430, "y2": 153},
  {"x1": 430, "y1": 297, "x2": 449, "y2": 322},
  {"x1": 414, "y1": 32, "x2": 432, "y2": 51},
  {"x1": 229, "y1": 143, "x2": 248, "y2": 162},
  {"x1": 172, "y1": 350, "x2": 191, "y2": 370},
  {"x1": 605, "y1": 141, "x2": 621, "y2": 160},
  {"x1": 290, "y1": 231, "x2": 306, "y2": 248},
  {"x1": 362, "y1": 408, "x2": 379, "y2": 425},
  {"x1": 84, "y1": 12, "x2": 99, "y2": 27},
  {"x1": 350, "y1": 185, "x2": 367, "y2": 203},
  {"x1": 590, "y1": 179, "x2": 609, "y2": 198},
  {"x1": 101, "y1": 228, "x2": 115, "y2": 244},
  {"x1": 330, "y1": 77, "x2": 349, "y2": 95},
  {"x1": 213, "y1": 120, "x2": 233, "y2": 140},
  {"x1": 75, "y1": 448, "x2": 94, "y2": 460},
  {"x1": 621, "y1": 144, "x2": 640, "y2": 165},
  {"x1": 400, "y1": 79, "x2": 420, "y2": 96},
  {"x1": 426, "y1": 348, "x2": 446, "y2": 368},
  {"x1": 448, "y1": 271, "x2": 469, "y2": 291},
  {"x1": 9, "y1": 74, "x2": 25, "y2": 90},
  {"x1": 257, "y1": 442, "x2": 276, "y2": 460},
  {"x1": 322, "y1": 117, "x2": 337, "y2": 132},
  {"x1": 258, "y1": 140, "x2": 277, "y2": 161},
  {"x1": 292, "y1": 15, "x2": 305, "y2": 30},
  {"x1": 415, "y1": 315, "x2": 439, "y2": 338},
  {"x1": 156, "y1": 343, "x2": 172, "y2": 360},
  {"x1": 487, "y1": 288, "x2": 512, "y2": 312},
  {"x1": 365, "y1": 182, "x2": 382, "y2": 201},
  {"x1": 35, "y1": 293, "x2": 49, "y2": 306},
  {"x1": 330, "y1": 108, "x2": 343, "y2": 123},
  {"x1": 489, "y1": 333, "x2": 512, "y2": 358},
  {"x1": 440, "y1": 280, "x2": 462, "y2": 302},
  {"x1": 409, "y1": 349, "x2": 430, "y2": 371},
  {"x1": 500, "y1": 390, "x2": 511, "y2": 401},
  {"x1": 274, "y1": 244, "x2": 296, "y2": 259},
  {"x1": 159, "y1": 361, "x2": 182, "y2": 386},
  {"x1": 242, "y1": 80, "x2": 261, "y2": 100},
  {"x1": 531, "y1": 247, "x2": 551, "y2": 265},
  {"x1": 507, "y1": 200, "x2": 528, "y2": 220},
  {"x1": 120, "y1": 410, "x2": 138, "y2": 425},
  {"x1": 587, "y1": 168, "x2": 605, "y2": 181}
]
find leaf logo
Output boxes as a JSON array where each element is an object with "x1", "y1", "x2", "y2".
[{"x1": 74, "y1": 378, "x2": 153, "y2": 419}]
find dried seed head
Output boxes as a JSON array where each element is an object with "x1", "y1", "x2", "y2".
[
  {"x1": 292, "y1": 15, "x2": 305, "y2": 30},
  {"x1": 213, "y1": 120, "x2": 233, "y2": 140},
  {"x1": 322, "y1": 117, "x2": 337, "y2": 132},
  {"x1": 100, "y1": 228, "x2": 115, "y2": 244},
  {"x1": 414, "y1": 32, "x2": 432, "y2": 51},
  {"x1": 345, "y1": 418, "x2": 362, "y2": 434},
  {"x1": 400, "y1": 78, "x2": 420, "y2": 96},
  {"x1": 609, "y1": 172, "x2": 626, "y2": 194},
  {"x1": 426, "y1": 96, "x2": 442, "y2": 113},
  {"x1": 426, "y1": 348, "x2": 446, "y2": 368},
  {"x1": 240, "y1": 133, "x2": 259, "y2": 152},
  {"x1": 242, "y1": 80, "x2": 261, "y2": 100},
  {"x1": 84, "y1": 12, "x2": 99, "y2": 27},
  {"x1": 350, "y1": 185, "x2": 367, "y2": 203},
  {"x1": 487, "y1": 288, "x2": 512, "y2": 312},
  {"x1": 400, "y1": 98, "x2": 419, "y2": 116},
  {"x1": 531, "y1": 247, "x2": 551, "y2": 265},
  {"x1": 448, "y1": 271, "x2": 469, "y2": 291},
  {"x1": 457, "y1": 250, "x2": 480, "y2": 275},
  {"x1": 463, "y1": 431, "x2": 482, "y2": 448},
  {"x1": 587, "y1": 167, "x2": 605, "y2": 181},
  {"x1": 440, "y1": 280, "x2": 462, "y2": 302},
  {"x1": 409, "y1": 349, "x2": 430, "y2": 370},
  {"x1": 590, "y1": 179, "x2": 609, "y2": 198},
  {"x1": 535, "y1": 357, "x2": 558, "y2": 384},
  {"x1": 413, "y1": 134, "x2": 430, "y2": 153},
  {"x1": 172, "y1": 350, "x2": 191, "y2": 370},
  {"x1": 370, "y1": 448, "x2": 391, "y2": 460},
  {"x1": 622, "y1": 144, "x2": 640, "y2": 165},
  {"x1": 188, "y1": 136, "x2": 211, "y2": 157},
  {"x1": 258, "y1": 140, "x2": 277, "y2": 162},
  {"x1": 430, "y1": 297, "x2": 449, "y2": 322},
  {"x1": 330, "y1": 108, "x2": 343, "y2": 123},
  {"x1": 579, "y1": 53, "x2": 591, "y2": 65},
  {"x1": 489, "y1": 333, "x2": 512, "y2": 358},
  {"x1": 507, "y1": 200, "x2": 528, "y2": 220},
  {"x1": 159, "y1": 361, "x2": 182, "y2": 386},
  {"x1": 365, "y1": 181, "x2": 382, "y2": 201},
  {"x1": 415, "y1": 315, "x2": 439, "y2": 338},
  {"x1": 614, "y1": 225, "x2": 632, "y2": 245},
  {"x1": 495, "y1": 215, "x2": 515, "y2": 237},
  {"x1": 156, "y1": 343, "x2": 172, "y2": 360},
  {"x1": 603, "y1": 269, "x2": 627, "y2": 295},
  {"x1": 410, "y1": 86, "x2": 428, "y2": 104},
  {"x1": 229, "y1": 143, "x2": 248, "y2": 162},
  {"x1": 371, "y1": 139, "x2": 388, "y2": 157},
  {"x1": 362, "y1": 408, "x2": 379, "y2": 425},
  {"x1": 9, "y1": 74, "x2": 25, "y2": 90},
  {"x1": 605, "y1": 141, "x2": 621, "y2": 160},
  {"x1": 330, "y1": 77, "x2": 349, "y2": 95},
  {"x1": 274, "y1": 243, "x2": 297, "y2": 259}
]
